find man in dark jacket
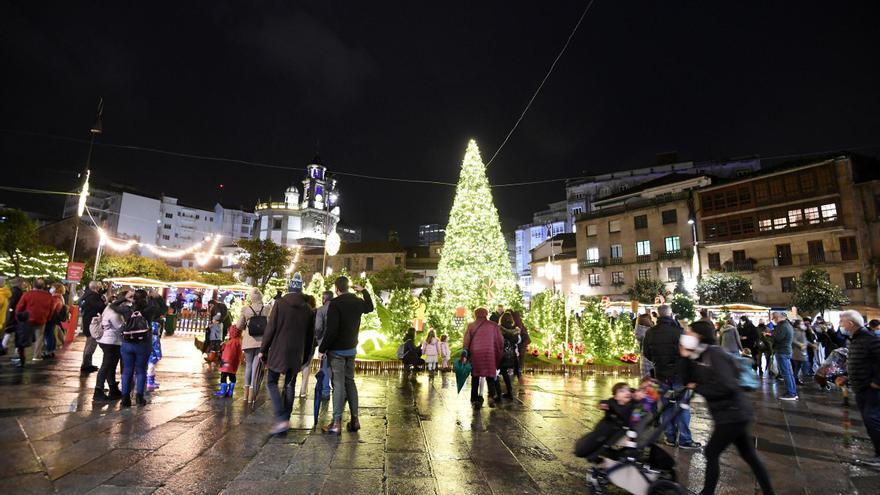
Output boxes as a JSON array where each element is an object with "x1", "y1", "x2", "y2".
[
  {"x1": 79, "y1": 281, "x2": 107, "y2": 373},
  {"x1": 319, "y1": 276, "x2": 374, "y2": 434},
  {"x1": 838, "y1": 310, "x2": 880, "y2": 465},
  {"x1": 770, "y1": 311, "x2": 798, "y2": 400},
  {"x1": 259, "y1": 273, "x2": 315, "y2": 436},
  {"x1": 643, "y1": 304, "x2": 699, "y2": 449},
  {"x1": 2, "y1": 277, "x2": 24, "y2": 354}
]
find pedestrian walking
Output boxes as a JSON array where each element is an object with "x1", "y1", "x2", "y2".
[
  {"x1": 439, "y1": 334, "x2": 451, "y2": 371},
  {"x1": 216, "y1": 325, "x2": 242, "y2": 397},
  {"x1": 498, "y1": 311, "x2": 520, "y2": 399},
  {"x1": 15, "y1": 278, "x2": 54, "y2": 362},
  {"x1": 296, "y1": 293, "x2": 318, "y2": 398},
  {"x1": 423, "y1": 329, "x2": 441, "y2": 371},
  {"x1": 792, "y1": 321, "x2": 809, "y2": 385},
  {"x1": 41, "y1": 283, "x2": 68, "y2": 359},
  {"x1": 92, "y1": 290, "x2": 130, "y2": 400},
  {"x1": 680, "y1": 321, "x2": 777, "y2": 495},
  {"x1": 461, "y1": 307, "x2": 503, "y2": 408},
  {"x1": 2, "y1": 277, "x2": 24, "y2": 354},
  {"x1": 835, "y1": 310, "x2": 880, "y2": 466},
  {"x1": 259, "y1": 274, "x2": 315, "y2": 436},
  {"x1": 770, "y1": 311, "x2": 798, "y2": 400},
  {"x1": 306, "y1": 290, "x2": 333, "y2": 400},
  {"x1": 79, "y1": 281, "x2": 106, "y2": 374},
  {"x1": 319, "y1": 276, "x2": 373, "y2": 435},
  {"x1": 237, "y1": 288, "x2": 269, "y2": 403},
  {"x1": 719, "y1": 317, "x2": 743, "y2": 355}
]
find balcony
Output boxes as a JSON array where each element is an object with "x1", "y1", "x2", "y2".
[
  {"x1": 657, "y1": 248, "x2": 692, "y2": 261},
  {"x1": 723, "y1": 260, "x2": 756, "y2": 272},
  {"x1": 580, "y1": 257, "x2": 606, "y2": 268},
  {"x1": 636, "y1": 254, "x2": 652, "y2": 263},
  {"x1": 610, "y1": 257, "x2": 623, "y2": 265}
]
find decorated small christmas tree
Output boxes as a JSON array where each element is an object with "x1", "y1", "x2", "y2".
[
  {"x1": 262, "y1": 275, "x2": 288, "y2": 299},
  {"x1": 578, "y1": 299, "x2": 612, "y2": 360},
  {"x1": 358, "y1": 276, "x2": 382, "y2": 332},
  {"x1": 305, "y1": 272, "x2": 326, "y2": 302},
  {"x1": 427, "y1": 139, "x2": 521, "y2": 338}
]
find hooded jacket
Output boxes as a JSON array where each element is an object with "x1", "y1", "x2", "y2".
[
  {"x1": 260, "y1": 292, "x2": 315, "y2": 373},
  {"x1": 847, "y1": 327, "x2": 880, "y2": 392},
  {"x1": 682, "y1": 345, "x2": 754, "y2": 425},
  {"x1": 720, "y1": 324, "x2": 743, "y2": 354},
  {"x1": 463, "y1": 308, "x2": 504, "y2": 377},
  {"x1": 220, "y1": 325, "x2": 243, "y2": 374}
]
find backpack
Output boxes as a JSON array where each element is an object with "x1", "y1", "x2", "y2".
[
  {"x1": 730, "y1": 352, "x2": 759, "y2": 391},
  {"x1": 501, "y1": 337, "x2": 517, "y2": 368},
  {"x1": 397, "y1": 342, "x2": 408, "y2": 360},
  {"x1": 122, "y1": 311, "x2": 150, "y2": 343},
  {"x1": 246, "y1": 305, "x2": 267, "y2": 337}
]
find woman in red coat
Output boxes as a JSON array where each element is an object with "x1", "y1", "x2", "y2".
[
  {"x1": 216, "y1": 325, "x2": 242, "y2": 397},
  {"x1": 462, "y1": 308, "x2": 503, "y2": 408}
]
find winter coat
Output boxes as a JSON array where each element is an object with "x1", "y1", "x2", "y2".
[
  {"x1": 513, "y1": 312, "x2": 531, "y2": 348},
  {"x1": 79, "y1": 289, "x2": 106, "y2": 338},
  {"x1": 97, "y1": 302, "x2": 126, "y2": 346},
  {"x1": 220, "y1": 326, "x2": 243, "y2": 374},
  {"x1": 260, "y1": 292, "x2": 315, "y2": 373},
  {"x1": 402, "y1": 339, "x2": 423, "y2": 366},
  {"x1": 791, "y1": 326, "x2": 808, "y2": 361},
  {"x1": 462, "y1": 310, "x2": 503, "y2": 378},
  {"x1": 319, "y1": 290, "x2": 374, "y2": 353},
  {"x1": 772, "y1": 320, "x2": 794, "y2": 355},
  {"x1": 0, "y1": 287, "x2": 10, "y2": 331},
  {"x1": 499, "y1": 324, "x2": 521, "y2": 369},
  {"x1": 720, "y1": 325, "x2": 743, "y2": 354},
  {"x1": 15, "y1": 290, "x2": 54, "y2": 326},
  {"x1": 846, "y1": 327, "x2": 880, "y2": 392},
  {"x1": 237, "y1": 303, "x2": 270, "y2": 350},
  {"x1": 739, "y1": 321, "x2": 759, "y2": 350},
  {"x1": 14, "y1": 312, "x2": 33, "y2": 348},
  {"x1": 682, "y1": 345, "x2": 754, "y2": 425},
  {"x1": 4, "y1": 286, "x2": 23, "y2": 330},
  {"x1": 439, "y1": 341, "x2": 451, "y2": 359},
  {"x1": 314, "y1": 302, "x2": 329, "y2": 345},
  {"x1": 423, "y1": 337, "x2": 440, "y2": 357},
  {"x1": 642, "y1": 316, "x2": 683, "y2": 382}
]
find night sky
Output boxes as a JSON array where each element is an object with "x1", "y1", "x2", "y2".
[{"x1": 2, "y1": 1, "x2": 879, "y2": 244}]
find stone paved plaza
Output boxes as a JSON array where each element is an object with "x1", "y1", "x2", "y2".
[{"x1": 0, "y1": 335, "x2": 878, "y2": 495}]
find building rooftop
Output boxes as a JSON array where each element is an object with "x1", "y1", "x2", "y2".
[{"x1": 302, "y1": 241, "x2": 406, "y2": 256}]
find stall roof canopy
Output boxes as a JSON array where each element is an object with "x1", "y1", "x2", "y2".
[
  {"x1": 167, "y1": 280, "x2": 218, "y2": 289},
  {"x1": 701, "y1": 303, "x2": 770, "y2": 312},
  {"x1": 218, "y1": 284, "x2": 254, "y2": 292},
  {"x1": 103, "y1": 277, "x2": 169, "y2": 288}
]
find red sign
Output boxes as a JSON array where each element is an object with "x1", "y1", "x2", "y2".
[{"x1": 66, "y1": 262, "x2": 85, "y2": 281}]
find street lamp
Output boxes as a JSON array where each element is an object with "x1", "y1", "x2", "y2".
[
  {"x1": 70, "y1": 98, "x2": 103, "y2": 264},
  {"x1": 321, "y1": 177, "x2": 340, "y2": 275}
]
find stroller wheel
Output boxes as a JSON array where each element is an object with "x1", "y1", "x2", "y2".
[{"x1": 647, "y1": 479, "x2": 686, "y2": 495}]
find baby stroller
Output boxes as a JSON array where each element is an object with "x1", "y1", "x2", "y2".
[
  {"x1": 815, "y1": 347, "x2": 848, "y2": 389},
  {"x1": 585, "y1": 389, "x2": 693, "y2": 495}
]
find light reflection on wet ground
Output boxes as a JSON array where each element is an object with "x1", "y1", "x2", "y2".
[{"x1": 0, "y1": 335, "x2": 878, "y2": 494}]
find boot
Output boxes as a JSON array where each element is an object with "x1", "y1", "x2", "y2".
[
  {"x1": 347, "y1": 416, "x2": 361, "y2": 432},
  {"x1": 93, "y1": 388, "x2": 110, "y2": 401},
  {"x1": 121, "y1": 395, "x2": 132, "y2": 408},
  {"x1": 135, "y1": 394, "x2": 147, "y2": 406},
  {"x1": 226, "y1": 382, "x2": 236, "y2": 397},
  {"x1": 322, "y1": 419, "x2": 342, "y2": 435},
  {"x1": 108, "y1": 381, "x2": 123, "y2": 399},
  {"x1": 146, "y1": 375, "x2": 158, "y2": 391},
  {"x1": 244, "y1": 386, "x2": 251, "y2": 402},
  {"x1": 214, "y1": 383, "x2": 229, "y2": 397}
]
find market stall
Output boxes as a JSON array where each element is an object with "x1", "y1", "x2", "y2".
[{"x1": 167, "y1": 280, "x2": 219, "y2": 335}]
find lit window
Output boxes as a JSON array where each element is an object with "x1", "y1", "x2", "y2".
[
  {"x1": 586, "y1": 247, "x2": 599, "y2": 262},
  {"x1": 758, "y1": 218, "x2": 773, "y2": 232},
  {"x1": 638, "y1": 269, "x2": 651, "y2": 280},
  {"x1": 845, "y1": 272, "x2": 862, "y2": 289},
  {"x1": 610, "y1": 244, "x2": 623, "y2": 259},
  {"x1": 804, "y1": 207, "x2": 820, "y2": 224},
  {"x1": 667, "y1": 267, "x2": 682, "y2": 282},
  {"x1": 612, "y1": 272, "x2": 624, "y2": 284},
  {"x1": 821, "y1": 203, "x2": 838, "y2": 222},
  {"x1": 664, "y1": 236, "x2": 681, "y2": 252},
  {"x1": 570, "y1": 263, "x2": 578, "y2": 275},
  {"x1": 636, "y1": 240, "x2": 651, "y2": 256},
  {"x1": 588, "y1": 273, "x2": 601, "y2": 286},
  {"x1": 773, "y1": 216, "x2": 787, "y2": 230},
  {"x1": 788, "y1": 209, "x2": 803, "y2": 228}
]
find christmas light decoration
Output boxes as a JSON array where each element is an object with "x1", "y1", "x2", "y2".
[
  {"x1": 97, "y1": 228, "x2": 223, "y2": 262},
  {"x1": 0, "y1": 250, "x2": 68, "y2": 279},
  {"x1": 427, "y1": 140, "x2": 521, "y2": 338},
  {"x1": 325, "y1": 231, "x2": 341, "y2": 256}
]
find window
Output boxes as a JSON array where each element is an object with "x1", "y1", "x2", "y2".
[
  {"x1": 636, "y1": 240, "x2": 651, "y2": 256},
  {"x1": 769, "y1": 179, "x2": 784, "y2": 196},
  {"x1": 570, "y1": 263, "x2": 578, "y2": 275},
  {"x1": 801, "y1": 173, "x2": 815, "y2": 192},
  {"x1": 738, "y1": 187, "x2": 751, "y2": 204},
  {"x1": 708, "y1": 253, "x2": 721, "y2": 270},
  {"x1": 612, "y1": 272, "x2": 624, "y2": 284},
  {"x1": 536, "y1": 265, "x2": 545, "y2": 278},
  {"x1": 702, "y1": 194, "x2": 714, "y2": 212},
  {"x1": 781, "y1": 277, "x2": 795, "y2": 293},
  {"x1": 162, "y1": 235, "x2": 170, "y2": 240},
  {"x1": 572, "y1": 207, "x2": 583, "y2": 217},
  {"x1": 773, "y1": 214, "x2": 787, "y2": 230},
  {"x1": 787, "y1": 209, "x2": 803, "y2": 228},
  {"x1": 610, "y1": 244, "x2": 623, "y2": 259},
  {"x1": 664, "y1": 236, "x2": 681, "y2": 253},
  {"x1": 272, "y1": 218, "x2": 283, "y2": 230},
  {"x1": 662, "y1": 209, "x2": 678, "y2": 224},
  {"x1": 845, "y1": 272, "x2": 863, "y2": 289},
  {"x1": 804, "y1": 206, "x2": 820, "y2": 225},
  {"x1": 165, "y1": 213, "x2": 173, "y2": 219},
  {"x1": 588, "y1": 273, "x2": 601, "y2": 286},
  {"x1": 240, "y1": 226, "x2": 249, "y2": 234},
  {"x1": 316, "y1": 259, "x2": 323, "y2": 274},
  {"x1": 733, "y1": 250, "x2": 747, "y2": 262},
  {"x1": 164, "y1": 224, "x2": 172, "y2": 230},
  {"x1": 667, "y1": 267, "x2": 683, "y2": 282},
  {"x1": 638, "y1": 269, "x2": 652, "y2": 280},
  {"x1": 609, "y1": 220, "x2": 621, "y2": 233},
  {"x1": 395, "y1": 256, "x2": 402, "y2": 266},
  {"x1": 634, "y1": 215, "x2": 648, "y2": 229},
  {"x1": 586, "y1": 247, "x2": 599, "y2": 262},
  {"x1": 808, "y1": 240, "x2": 825, "y2": 263},
  {"x1": 775, "y1": 244, "x2": 792, "y2": 266},
  {"x1": 840, "y1": 236, "x2": 858, "y2": 261},
  {"x1": 784, "y1": 175, "x2": 799, "y2": 195},
  {"x1": 365, "y1": 257, "x2": 374, "y2": 271},
  {"x1": 195, "y1": 214, "x2": 200, "y2": 220},
  {"x1": 815, "y1": 167, "x2": 834, "y2": 189},
  {"x1": 754, "y1": 182, "x2": 769, "y2": 203},
  {"x1": 820, "y1": 203, "x2": 838, "y2": 222},
  {"x1": 587, "y1": 224, "x2": 597, "y2": 237},
  {"x1": 758, "y1": 217, "x2": 773, "y2": 232},
  {"x1": 344, "y1": 258, "x2": 352, "y2": 271}
]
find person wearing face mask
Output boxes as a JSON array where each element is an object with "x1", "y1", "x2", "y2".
[
  {"x1": 680, "y1": 321, "x2": 776, "y2": 495},
  {"x1": 835, "y1": 310, "x2": 880, "y2": 467}
]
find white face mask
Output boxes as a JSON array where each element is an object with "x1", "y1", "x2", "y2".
[{"x1": 680, "y1": 334, "x2": 700, "y2": 351}]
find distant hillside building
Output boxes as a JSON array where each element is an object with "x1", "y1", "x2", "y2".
[
  {"x1": 418, "y1": 224, "x2": 445, "y2": 245},
  {"x1": 298, "y1": 241, "x2": 406, "y2": 277}
]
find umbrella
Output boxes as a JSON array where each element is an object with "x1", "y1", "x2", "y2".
[
  {"x1": 453, "y1": 359, "x2": 472, "y2": 394},
  {"x1": 251, "y1": 358, "x2": 266, "y2": 410},
  {"x1": 313, "y1": 356, "x2": 326, "y2": 427}
]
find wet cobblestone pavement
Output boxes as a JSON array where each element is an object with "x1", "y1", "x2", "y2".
[{"x1": 1, "y1": 336, "x2": 878, "y2": 494}]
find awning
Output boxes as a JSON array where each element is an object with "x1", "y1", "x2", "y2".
[
  {"x1": 702, "y1": 303, "x2": 770, "y2": 312},
  {"x1": 103, "y1": 277, "x2": 169, "y2": 288},
  {"x1": 218, "y1": 284, "x2": 254, "y2": 292},
  {"x1": 167, "y1": 280, "x2": 218, "y2": 290}
]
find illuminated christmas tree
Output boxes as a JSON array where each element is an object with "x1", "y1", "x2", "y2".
[{"x1": 427, "y1": 139, "x2": 521, "y2": 339}]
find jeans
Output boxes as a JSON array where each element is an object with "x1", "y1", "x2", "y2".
[
  {"x1": 661, "y1": 381, "x2": 693, "y2": 444},
  {"x1": 776, "y1": 354, "x2": 797, "y2": 397},
  {"x1": 82, "y1": 336, "x2": 98, "y2": 368},
  {"x1": 96, "y1": 343, "x2": 121, "y2": 390},
  {"x1": 791, "y1": 359, "x2": 806, "y2": 380},
  {"x1": 329, "y1": 352, "x2": 358, "y2": 421},
  {"x1": 121, "y1": 341, "x2": 151, "y2": 396},
  {"x1": 243, "y1": 348, "x2": 259, "y2": 387},
  {"x1": 856, "y1": 388, "x2": 880, "y2": 457},
  {"x1": 31, "y1": 324, "x2": 45, "y2": 359},
  {"x1": 267, "y1": 368, "x2": 296, "y2": 422},
  {"x1": 701, "y1": 421, "x2": 775, "y2": 495},
  {"x1": 44, "y1": 323, "x2": 56, "y2": 354}
]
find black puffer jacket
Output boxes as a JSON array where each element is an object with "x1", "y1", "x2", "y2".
[
  {"x1": 682, "y1": 345, "x2": 753, "y2": 425},
  {"x1": 642, "y1": 316, "x2": 683, "y2": 382},
  {"x1": 847, "y1": 327, "x2": 880, "y2": 393}
]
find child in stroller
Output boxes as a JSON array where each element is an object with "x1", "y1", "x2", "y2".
[{"x1": 575, "y1": 379, "x2": 689, "y2": 495}]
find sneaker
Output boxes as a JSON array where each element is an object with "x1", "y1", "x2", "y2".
[
  {"x1": 678, "y1": 442, "x2": 702, "y2": 450},
  {"x1": 780, "y1": 395, "x2": 799, "y2": 401},
  {"x1": 663, "y1": 438, "x2": 677, "y2": 447},
  {"x1": 31, "y1": 357, "x2": 43, "y2": 362}
]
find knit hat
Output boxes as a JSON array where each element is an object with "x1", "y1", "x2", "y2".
[
  {"x1": 689, "y1": 320, "x2": 717, "y2": 345},
  {"x1": 288, "y1": 272, "x2": 303, "y2": 293}
]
